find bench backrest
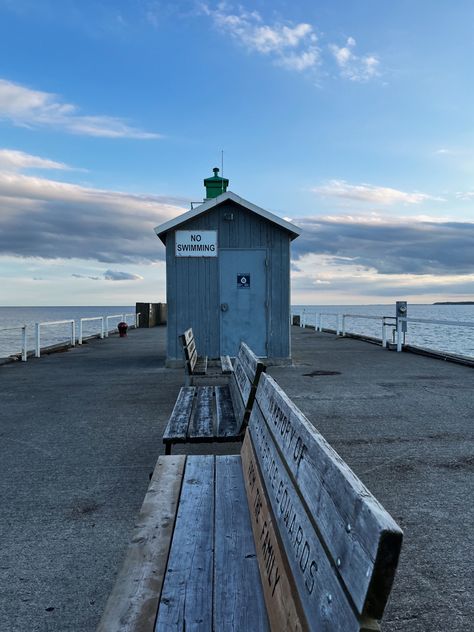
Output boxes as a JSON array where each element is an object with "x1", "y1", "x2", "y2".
[
  {"x1": 180, "y1": 328, "x2": 197, "y2": 375},
  {"x1": 241, "y1": 373, "x2": 403, "y2": 631},
  {"x1": 229, "y1": 342, "x2": 265, "y2": 429}
]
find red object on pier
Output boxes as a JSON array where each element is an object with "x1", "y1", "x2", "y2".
[{"x1": 118, "y1": 322, "x2": 128, "y2": 337}]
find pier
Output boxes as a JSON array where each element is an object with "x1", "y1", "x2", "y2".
[{"x1": 1, "y1": 326, "x2": 472, "y2": 631}]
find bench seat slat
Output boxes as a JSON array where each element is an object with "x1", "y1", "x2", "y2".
[
  {"x1": 188, "y1": 386, "x2": 214, "y2": 438},
  {"x1": 214, "y1": 456, "x2": 269, "y2": 631},
  {"x1": 215, "y1": 386, "x2": 239, "y2": 437},
  {"x1": 96, "y1": 456, "x2": 186, "y2": 632},
  {"x1": 220, "y1": 355, "x2": 234, "y2": 374},
  {"x1": 162, "y1": 387, "x2": 195, "y2": 441},
  {"x1": 155, "y1": 456, "x2": 215, "y2": 631}
]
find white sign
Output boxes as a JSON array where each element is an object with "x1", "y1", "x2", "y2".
[{"x1": 175, "y1": 230, "x2": 218, "y2": 257}]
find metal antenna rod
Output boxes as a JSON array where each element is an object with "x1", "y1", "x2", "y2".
[{"x1": 221, "y1": 149, "x2": 224, "y2": 192}]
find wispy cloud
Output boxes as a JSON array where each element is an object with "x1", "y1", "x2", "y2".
[
  {"x1": 329, "y1": 37, "x2": 379, "y2": 82},
  {"x1": 200, "y1": 4, "x2": 382, "y2": 82},
  {"x1": 0, "y1": 78, "x2": 160, "y2": 139},
  {"x1": 201, "y1": 4, "x2": 319, "y2": 72},
  {"x1": 312, "y1": 180, "x2": 441, "y2": 205},
  {"x1": 104, "y1": 269, "x2": 143, "y2": 281},
  {"x1": 0, "y1": 148, "x2": 73, "y2": 172}
]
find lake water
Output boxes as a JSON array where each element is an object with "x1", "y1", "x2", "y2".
[
  {"x1": 1, "y1": 304, "x2": 473, "y2": 359},
  {"x1": 0, "y1": 306, "x2": 134, "y2": 358}
]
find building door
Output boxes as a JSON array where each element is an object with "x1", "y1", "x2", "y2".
[{"x1": 219, "y1": 249, "x2": 267, "y2": 357}]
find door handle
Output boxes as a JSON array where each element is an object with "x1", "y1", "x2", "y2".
[{"x1": 220, "y1": 303, "x2": 229, "y2": 312}]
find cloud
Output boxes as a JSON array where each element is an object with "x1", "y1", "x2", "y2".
[
  {"x1": 312, "y1": 180, "x2": 441, "y2": 205},
  {"x1": 201, "y1": 4, "x2": 319, "y2": 72},
  {"x1": 72, "y1": 273, "x2": 101, "y2": 280},
  {"x1": 0, "y1": 167, "x2": 187, "y2": 263},
  {"x1": 292, "y1": 215, "x2": 474, "y2": 276},
  {"x1": 104, "y1": 269, "x2": 143, "y2": 281},
  {"x1": 0, "y1": 148, "x2": 73, "y2": 171},
  {"x1": 0, "y1": 78, "x2": 160, "y2": 139},
  {"x1": 329, "y1": 37, "x2": 379, "y2": 82}
]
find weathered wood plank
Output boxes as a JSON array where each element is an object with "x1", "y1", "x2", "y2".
[
  {"x1": 228, "y1": 374, "x2": 246, "y2": 429},
  {"x1": 237, "y1": 341, "x2": 265, "y2": 385},
  {"x1": 215, "y1": 386, "x2": 239, "y2": 437},
  {"x1": 241, "y1": 434, "x2": 306, "y2": 632},
  {"x1": 194, "y1": 355, "x2": 208, "y2": 375},
  {"x1": 220, "y1": 355, "x2": 234, "y2": 374},
  {"x1": 186, "y1": 337, "x2": 196, "y2": 360},
  {"x1": 97, "y1": 456, "x2": 186, "y2": 632},
  {"x1": 214, "y1": 455, "x2": 269, "y2": 631},
  {"x1": 188, "y1": 386, "x2": 214, "y2": 438},
  {"x1": 183, "y1": 328, "x2": 193, "y2": 346},
  {"x1": 234, "y1": 356, "x2": 252, "y2": 408},
  {"x1": 249, "y1": 405, "x2": 361, "y2": 632},
  {"x1": 254, "y1": 373, "x2": 403, "y2": 619},
  {"x1": 155, "y1": 456, "x2": 214, "y2": 632},
  {"x1": 162, "y1": 387, "x2": 195, "y2": 441}
]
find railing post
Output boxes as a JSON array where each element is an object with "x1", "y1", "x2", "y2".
[
  {"x1": 319, "y1": 314, "x2": 323, "y2": 332},
  {"x1": 336, "y1": 314, "x2": 341, "y2": 336},
  {"x1": 22, "y1": 326, "x2": 27, "y2": 362},
  {"x1": 78, "y1": 319, "x2": 83, "y2": 345},
  {"x1": 342, "y1": 315, "x2": 346, "y2": 337},
  {"x1": 396, "y1": 319, "x2": 403, "y2": 352},
  {"x1": 35, "y1": 323, "x2": 41, "y2": 358},
  {"x1": 382, "y1": 321, "x2": 387, "y2": 348},
  {"x1": 71, "y1": 321, "x2": 76, "y2": 347},
  {"x1": 105, "y1": 316, "x2": 109, "y2": 337},
  {"x1": 100, "y1": 317, "x2": 105, "y2": 339}
]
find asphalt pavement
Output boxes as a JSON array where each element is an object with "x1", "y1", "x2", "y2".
[{"x1": 0, "y1": 326, "x2": 472, "y2": 631}]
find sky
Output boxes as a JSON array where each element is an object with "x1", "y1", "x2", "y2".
[{"x1": 0, "y1": 0, "x2": 473, "y2": 306}]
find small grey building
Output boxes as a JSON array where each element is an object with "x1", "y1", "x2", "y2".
[{"x1": 155, "y1": 169, "x2": 301, "y2": 365}]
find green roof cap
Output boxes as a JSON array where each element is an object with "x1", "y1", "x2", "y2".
[{"x1": 204, "y1": 167, "x2": 229, "y2": 198}]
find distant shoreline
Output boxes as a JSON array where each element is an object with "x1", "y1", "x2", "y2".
[{"x1": 433, "y1": 301, "x2": 474, "y2": 305}]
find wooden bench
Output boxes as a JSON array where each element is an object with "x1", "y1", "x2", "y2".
[
  {"x1": 163, "y1": 341, "x2": 265, "y2": 455},
  {"x1": 181, "y1": 328, "x2": 233, "y2": 385},
  {"x1": 98, "y1": 374, "x2": 403, "y2": 631}
]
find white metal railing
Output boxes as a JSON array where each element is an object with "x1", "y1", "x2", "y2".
[
  {"x1": 78, "y1": 317, "x2": 105, "y2": 344},
  {"x1": 1, "y1": 311, "x2": 141, "y2": 363},
  {"x1": 396, "y1": 317, "x2": 474, "y2": 353},
  {"x1": 104, "y1": 314, "x2": 123, "y2": 337},
  {"x1": 293, "y1": 308, "x2": 474, "y2": 356},
  {"x1": 294, "y1": 309, "x2": 397, "y2": 347},
  {"x1": 0, "y1": 325, "x2": 28, "y2": 361},
  {"x1": 35, "y1": 320, "x2": 75, "y2": 358}
]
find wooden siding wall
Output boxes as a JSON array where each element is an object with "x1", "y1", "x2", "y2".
[{"x1": 166, "y1": 201, "x2": 291, "y2": 361}]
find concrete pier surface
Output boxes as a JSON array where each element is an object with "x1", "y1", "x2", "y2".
[{"x1": 0, "y1": 326, "x2": 472, "y2": 631}]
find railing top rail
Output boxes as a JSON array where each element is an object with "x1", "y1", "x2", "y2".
[
  {"x1": 400, "y1": 317, "x2": 474, "y2": 328},
  {"x1": 343, "y1": 313, "x2": 391, "y2": 320},
  {"x1": 0, "y1": 325, "x2": 27, "y2": 331},
  {"x1": 37, "y1": 319, "x2": 74, "y2": 327},
  {"x1": 106, "y1": 314, "x2": 123, "y2": 319},
  {"x1": 80, "y1": 316, "x2": 104, "y2": 322}
]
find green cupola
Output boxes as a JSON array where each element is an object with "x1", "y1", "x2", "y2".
[{"x1": 204, "y1": 167, "x2": 229, "y2": 199}]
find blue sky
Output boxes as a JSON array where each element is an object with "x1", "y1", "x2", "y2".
[{"x1": 1, "y1": 0, "x2": 473, "y2": 305}]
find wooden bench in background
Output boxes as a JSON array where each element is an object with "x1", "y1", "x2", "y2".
[
  {"x1": 98, "y1": 374, "x2": 403, "y2": 631},
  {"x1": 181, "y1": 328, "x2": 233, "y2": 385},
  {"x1": 163, "y1": 341, "x2": 265, "y2": 454}
]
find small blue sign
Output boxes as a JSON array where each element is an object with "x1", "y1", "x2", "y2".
[{"x1": 237, "y1": 273, "x2": 250, "y2": 288}]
